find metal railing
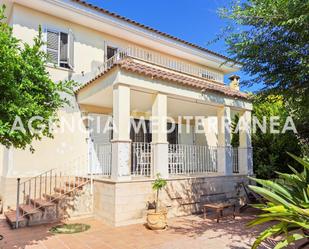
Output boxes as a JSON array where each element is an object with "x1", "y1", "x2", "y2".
[
  {"x1": 237, "y1": 147, "x2": 253, "y2": 175},
  {"x1": 15, "y1": 155, "x2": 90, "y2": 228},
  {"x1": 232, "y1": 147, "x2": 239, "y2": 173},
  {"x1": 168, "y1": 144, "x2": 218, "y2": 175},
  {"x1": 131, "y1": 142, "x2": 152, "y2": 177},
  {"x1": 75, "y1": 46, "x2": 224, "y2": 85},
  {"x1": 91, "y1": 143, "x2": 112, "y2": 176},
  {"x1": 125, "y1": 46, "x2": 224, "y2": 82}
]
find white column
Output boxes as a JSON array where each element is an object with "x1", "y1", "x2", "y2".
[
  {"x1": 238, "y1": 110, "x2": 252, "y2": 175},
  {"x1": 152, "y1": 93, "x2": 169, "y2": 178},
  {"x1": 111, "y1": 84, "x2": 131, "y2": 181},
  {"x1": 217, "y1": 106, "x2": 233, "y2": 175},
  {"x1": 203, "y1": 116, "x2": 218, "y2": 147}
]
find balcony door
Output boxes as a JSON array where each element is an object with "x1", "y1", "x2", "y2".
[{"x1": 105, "y1": 45, "x2": 118, "y2": 62}]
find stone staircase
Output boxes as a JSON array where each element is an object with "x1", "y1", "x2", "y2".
[{"x1": 4, "y1": 170, "x2": 92, "y2": 229}]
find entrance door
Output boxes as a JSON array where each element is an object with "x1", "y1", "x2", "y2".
[
  {"x1": 167, "y1": 122, "x2": 178, "y2": 144},
  {"x1": 88, "y1": 113, "x2": 112, "y2": 175},
  {"x1": 130, "y1": 119, "x2": 151, "y2": 143}
]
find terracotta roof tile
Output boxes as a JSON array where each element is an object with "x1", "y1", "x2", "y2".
[
  {"x1": 76, "y1": 58, "x2": 248, "y2": 100},
  {"x1": 71, "y1": 0, "x2": 235, "y2": 62}
]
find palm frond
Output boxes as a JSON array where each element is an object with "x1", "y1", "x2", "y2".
[{"x1": 249, "y1": 153, "x2": 309, "y2": 249}]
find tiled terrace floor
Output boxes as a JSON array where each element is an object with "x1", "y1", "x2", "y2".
[{"x1": 0, "y1": 209, "x2": 302, "y2": 249}]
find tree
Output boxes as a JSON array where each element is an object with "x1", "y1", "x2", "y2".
[
  {"x1": 152, "y1": 174, "x2": 167, "y2": 213},
  {"x1": 221, "y1": 0, "x2": 309, "y2": 148},
  {"x1": 252, "y1": 94, "x2": 301, "y2": 179},
  {"x1": 0, "y1": 5, "x2": 76, "y2": 151}
]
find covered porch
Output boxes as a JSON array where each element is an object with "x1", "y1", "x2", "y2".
[{"x1": 76, "y1": 62, "x2": 253, "y2": 181}]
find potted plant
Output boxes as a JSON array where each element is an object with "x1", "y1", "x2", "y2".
[{"x1": 146, "y1": 174, "x2": 168, "y2": 230}]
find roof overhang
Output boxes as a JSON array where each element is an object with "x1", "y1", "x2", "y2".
[
  {"x1": 11, "y1": 0, "x2": 241, "y2": 73},
  {"x1": 76, "y1": 64, "x2": 252, "y2": 112},
  {"x1": 76, "y1": 58, "x2": 248, "y2": 100}
]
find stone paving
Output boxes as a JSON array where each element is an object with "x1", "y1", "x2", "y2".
[{"x1": 0, "y1": 209, "x2": 296, "y2": 249}]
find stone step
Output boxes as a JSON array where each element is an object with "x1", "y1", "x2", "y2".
[
  {"x1": 54, "y1": 187, "x2": 77, "y2": 196},
  {"x1": 4, "y1": 210, "x2": 28, "y2": 229},
  {"x1": 54, "y1": 187, "x2": 67, "y2": 194},
  {"x1": 75, "y1": 177, "x2": 90, "y2": 184},
  {"x1": 31, "y1": 198, "x2": 58, "y2": 221},
  {"x1": 19, "y1": 204, "x2": 44, "y2": 226},
  {"x1": 19, "y1": 204, "x2": 42, "y2": 215},
  {"x1": 30, "y1": 198, "x2": 55, "y2": 208},
  {"x1": 65, "y1": 181, "x2": 84, "y2": 189},
  {"x1": 43, "y1": 193, "x2": 63, "y2": 202}
]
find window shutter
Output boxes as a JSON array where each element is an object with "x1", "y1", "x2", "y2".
[
  {"x1": 103, "y1": 40, "x2": 107, "y2": 62},
  {"x1": 60, "y1": 32, "x2": 68, "y2": 63},
  {"x1": 68, "y1": 29, "x2": 75, "y2": 69},
  {"x1": 46, "y1": 30, "x2": 59, "y2": 64}
]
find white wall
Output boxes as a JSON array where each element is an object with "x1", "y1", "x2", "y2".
[
  {"x1": 3, "y1": 4, "x2": 97, "y2": 177},
  {"x1": 1, "y1": 3, "x2": 251, "y2": 177}
]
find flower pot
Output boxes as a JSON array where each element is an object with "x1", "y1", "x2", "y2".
[{"x1": 146, "y1": 209, "x2": 168, "y2": 230}]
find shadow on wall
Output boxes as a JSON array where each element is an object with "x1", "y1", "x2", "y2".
[{"x1": 163, "y1": 177, "x2": 247, "y2": 217}]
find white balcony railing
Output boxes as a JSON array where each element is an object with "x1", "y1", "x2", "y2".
[
  {"x1": 232, "y1": 147, "x2": 239, "y2": 174},
  {"x1": 86, "y1": 143, "x2": 246, "y2": 178},
  {"x1": 90, "y1": 143, "x2": 112, "y2": 176},
  {"x1": 131, "y1": 142, "x2": 152, "y2": 177},
  {"x1": 168, "y1": 144, "x2": 218, "y2": 175},
  {"x1": 75, "y1": 46, "x2": 224, "y2": 85},
  {"x1": 125, "y1": 46, "x2": 224, "y2": 83}
]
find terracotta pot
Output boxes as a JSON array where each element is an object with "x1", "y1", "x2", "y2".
[{"x1": 146, "y1": 209, "x2": 168, "y2": 230}]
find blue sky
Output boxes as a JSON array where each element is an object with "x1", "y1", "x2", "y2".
[{"x1": 87, "y1": 0, "x2": 262, "y2": 92}]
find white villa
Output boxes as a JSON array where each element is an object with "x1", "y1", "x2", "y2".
[{"x1": 0, "y1": 0, "x2": 253, "y2": 227}]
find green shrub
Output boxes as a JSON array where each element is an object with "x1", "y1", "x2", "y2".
[{"x1": 248, "y1": 153, "x2": 309, "y2": 249}]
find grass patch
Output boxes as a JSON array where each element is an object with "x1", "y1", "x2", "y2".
[{"x1": 50, "y1": 223, "x2": 90, "y2": 234}]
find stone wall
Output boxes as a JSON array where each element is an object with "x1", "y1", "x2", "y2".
[
  {"x1": 93, "y1": 180, "x2": 116, "y2": 226},
  {"x1": 65, "y1": 183, "x2": 93, "y2": 218},
  {"x1": 93, "y1": 175, "x2": 249, "y2": 227}
]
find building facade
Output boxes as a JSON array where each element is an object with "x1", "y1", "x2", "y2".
[{"x1": 1, "y1": 0, "x2": 253, "y2": 226}]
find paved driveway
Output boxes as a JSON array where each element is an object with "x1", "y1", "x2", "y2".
[{"x1": 0, "y1": 210, "x2": 294, "y2": 249}]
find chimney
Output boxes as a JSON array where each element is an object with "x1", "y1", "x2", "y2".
[{"x1": 229, "y1": 75, "x2": 240, "y2": 91}]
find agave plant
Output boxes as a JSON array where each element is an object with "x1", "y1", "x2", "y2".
[{"x1": 248, "y1": 153, "x2": 309, "y2": 249}]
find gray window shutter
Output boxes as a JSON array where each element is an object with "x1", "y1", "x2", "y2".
[
  {"x1": 60, "y1": 32, "x2": 68, "y2": 63},
  {"x1": 103, "y1": 40, "x2": 107, "y2": 62},
  {"x1": 46, "y1": 30, "x2": 59, "y2": 64},
  {"x1": 68, "y1": 29, "x2": 74, "y2": 69}
]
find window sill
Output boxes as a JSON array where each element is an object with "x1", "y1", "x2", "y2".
[{"x1": 46, "y1": 64, "x2": 75, "y2": 73}]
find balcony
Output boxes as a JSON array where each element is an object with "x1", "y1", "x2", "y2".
[
  {"x1": 89, "y1": 142, "x2": 252, "y2": 178},
  {"x1": 77, "y1": 46, "x2": 224, "y2": 85}
]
